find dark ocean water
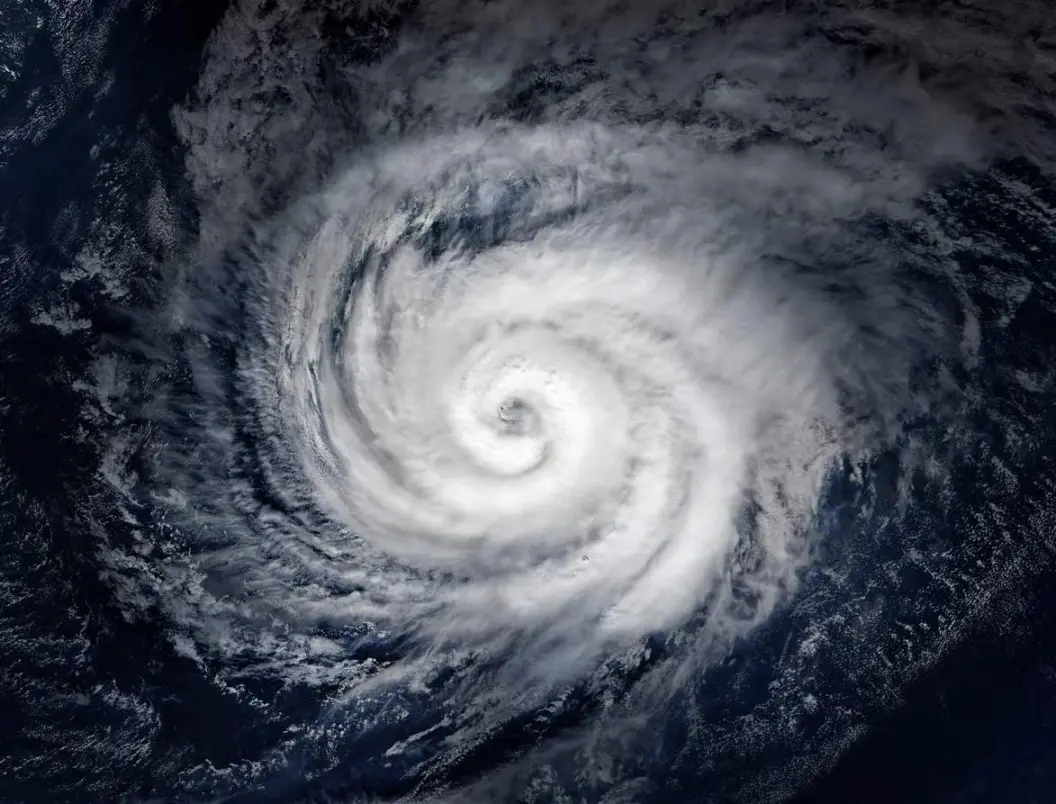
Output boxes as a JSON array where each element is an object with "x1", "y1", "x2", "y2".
[{"x1": 1, "y1": 2, "x2": 1054, "y2": 803}]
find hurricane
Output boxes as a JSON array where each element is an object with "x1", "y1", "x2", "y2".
[
  {"x1": 2, "y1": 0, "x2": 1055, "y2": 802},
  {"x1": 158, "y1": 4, "x2": 951, "y2": 675},
  {"x1": 191, "y1": 123, "x2": 917, "y2": 646}
]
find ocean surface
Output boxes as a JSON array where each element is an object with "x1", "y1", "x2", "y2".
[{"x1": 1, "y1": 2, "x2": 1054, "y2": 802}]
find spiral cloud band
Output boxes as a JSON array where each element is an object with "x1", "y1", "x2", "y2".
[
  {"x1": 84, "y1": 0, "x2": 1056, "y2": 796},
  {"x1": 150, "y1": 0, "x2": 980, "y2": 671},
  {"x1": 206, "y1": 114, "x2": 932, "y2": 658}
]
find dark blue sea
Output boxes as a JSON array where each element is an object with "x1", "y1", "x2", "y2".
[{"x1": 1, "y1": 2, "x2": 1054, "y2": 802}]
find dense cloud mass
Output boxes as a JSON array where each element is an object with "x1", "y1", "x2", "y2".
[{"x1": 1, "y1": 0, "x2": 1054, "y2": 802}]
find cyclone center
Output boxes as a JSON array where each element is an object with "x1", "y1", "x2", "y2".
[{"x1": 496, "y1": 396, "x2": 535, "y2": 435}]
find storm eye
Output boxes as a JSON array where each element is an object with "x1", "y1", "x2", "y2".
[{"x1": 497, "y1": 397, "x2": 533, "y2": 434}]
